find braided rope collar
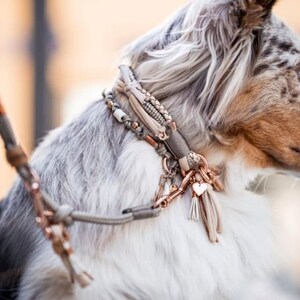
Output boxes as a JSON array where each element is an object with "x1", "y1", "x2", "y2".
[{"x1": 105, "y1": 65, "x2": 224, "y2": 243}]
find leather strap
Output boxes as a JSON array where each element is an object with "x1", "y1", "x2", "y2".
[
  {"x1": 116, "y1": 65, "x2": 201, "y2": 171},
  {"x1": 117, "y1": 66, "x2": 167, "y2": 139},
  {"x1": 6, "y1": 145, "x2": 28, "y2": 169}
]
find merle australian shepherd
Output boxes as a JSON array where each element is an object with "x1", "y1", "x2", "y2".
[{"x1": 1, "y1": 0, "x2": 300, "y2": 299}]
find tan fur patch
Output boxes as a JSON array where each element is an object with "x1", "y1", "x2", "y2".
[
  {"x1": 240, "y1": 1, "x2": 265, "y2": 31},
  {"x1": 240, "y1": 0, "x2": 278, "y2": 31},
  {"x1": 215, "y1": 69, "x2": 300, "y2": 170}
]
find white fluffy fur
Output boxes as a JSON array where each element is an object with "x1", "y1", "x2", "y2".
[{"x1": 16, "y1": 110, "x2": 274, "y2": 299}]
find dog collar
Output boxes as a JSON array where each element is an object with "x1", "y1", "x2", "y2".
[{"x1": 104, "y1": 65, "x2": 224, "y2": 243}]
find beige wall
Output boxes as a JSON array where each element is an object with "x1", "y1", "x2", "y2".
[{"x1": 275, "y1": 0, "x2": 300, "y2": 30}]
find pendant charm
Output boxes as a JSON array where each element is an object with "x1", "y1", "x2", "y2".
[{"x1": 192, "y1": 182, "x2": 207, "y2": 196}]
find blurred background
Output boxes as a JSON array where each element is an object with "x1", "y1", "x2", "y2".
[{"x1": 0, "y1": 0, "x2": 299, "y2": 298}]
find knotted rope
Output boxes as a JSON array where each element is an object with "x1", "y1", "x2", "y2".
[{"x1": 111, "y1": 65, "x2": 224, "y2": 242}]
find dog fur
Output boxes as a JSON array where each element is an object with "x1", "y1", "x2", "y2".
[{"x1": 1, "y1": 0, "x2": 300, "y2": 299}]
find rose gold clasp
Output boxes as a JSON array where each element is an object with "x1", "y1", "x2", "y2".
[
  {"x1": 153, "y1": 170, "x2": 195, "y2": 208},
  {"x1": 163, "y1": 157, "x2": 171, "y2": 174}
]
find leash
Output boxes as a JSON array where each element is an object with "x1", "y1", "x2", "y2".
[{"x1": 0, "y1": 65, "x2": 224, "y2": 287}]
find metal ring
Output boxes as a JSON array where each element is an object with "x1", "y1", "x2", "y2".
[
  {"x1": 197, "y1": 154, "x2": 209, "y2": 172},
  {"x1": 199, "y1": 167, "x2": 212, "y2": 184},
  {"x1": 158, "y1": 131, "x2": 169, "y2": 141}
]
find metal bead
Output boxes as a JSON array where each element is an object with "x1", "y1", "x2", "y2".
[
  {"x1": 106, "y1": 100, "x2": 114, "y2": 109},
  {"x1": 125, "y1": 121, "x2": 132, "y2": 129},
  {"x1": 131, "y1": 121, "x2": 139, "y2": 129}
]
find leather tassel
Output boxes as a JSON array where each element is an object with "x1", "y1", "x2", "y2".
[
  {"x1": 50, "y1": 224, "x2": 93, "y2": 288},
  {"x1": 200, "y1": 184, "x2": 223, "y2": 243},
  {"x1": 61, "y1": 252, "x2": 94, "y2": 288},
  {"x1": 188, "y1": 193, "x2": 201, "y2": 222},
  {"x1": 189, "y1": 182, "x2": 208, "y2": 222}
]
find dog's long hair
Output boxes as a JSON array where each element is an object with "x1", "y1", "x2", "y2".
[
  {"x1": 127, "y1": 1, "x2": 256, "y2": 125},
  {"x1": 1, "y1": 0, "x2": 300, "y2": 299}
]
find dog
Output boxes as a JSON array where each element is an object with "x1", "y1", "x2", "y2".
[{"x1": 1, "y1": 0, "x2": 300, "y2": 299}]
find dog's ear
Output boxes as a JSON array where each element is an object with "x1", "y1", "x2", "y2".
[
  {"x1": 193, "y1": 0, "x2": 278, "y2": 44},
  {"x1": 240, "y1": 0, "x2": 277, "y2": 30},
  {"x1": 186, "y1": 0, "x2": 279, "y2": 122},
  {"x1": 256, "y1": 0, "x2": 278, "y2": 11}
]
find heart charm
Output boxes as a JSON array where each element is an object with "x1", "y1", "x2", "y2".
[{"x1": 192, "y1": 182, "x2": 208, "y2": 196}]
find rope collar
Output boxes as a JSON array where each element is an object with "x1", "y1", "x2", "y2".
[
  {"x1": 106, "y1": 65, "x2": 224, "y2": 242},
  {"x1": 114, "y1": 65, "x2": 223, "y2": 182}
]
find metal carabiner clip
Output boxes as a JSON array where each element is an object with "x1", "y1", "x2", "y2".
[{"x1": 153, "y1": 170, "x2": 195, "y2": 208}]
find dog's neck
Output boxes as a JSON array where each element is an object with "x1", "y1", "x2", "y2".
[{"x1": 112, "y1": 66, "x2": 261, "y2": 196}]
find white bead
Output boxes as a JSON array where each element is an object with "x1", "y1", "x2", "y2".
[
  {"x1": 192, "y1": 182, "x2": 207, "y2": 196},
  {"x1": 113, "y1": 109, "x2": 127, "y2": 123}
]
